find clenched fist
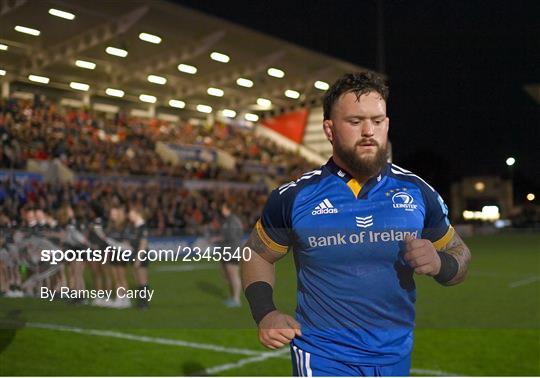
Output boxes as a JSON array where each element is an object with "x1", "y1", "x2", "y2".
[
  {"x1": 258, "y1": 310, "x2": 302, "y2": 349},
  {"x1": 403, "y1": 235, "x2": 441, "y2": 276}
]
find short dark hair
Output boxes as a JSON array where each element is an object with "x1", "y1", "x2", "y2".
[{"x1": 323, "y1": 71, "x2": 389, "y2": 120}]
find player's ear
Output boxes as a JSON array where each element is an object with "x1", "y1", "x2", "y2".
[{"x1": 323, "y1": 120, "x2": 333, "y2": 144}]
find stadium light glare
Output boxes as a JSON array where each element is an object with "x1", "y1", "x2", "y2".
[
  {"x1": 245, "y1": 113, "x2": 259, "y2": 122},
  {"x1": 106, "y1": 46, "x2": 128, "y2": 58},
  {"x1": 257, "y1": 98, "x2": 272, "y2": 108},
  {"x1": 139, "y1": 94, "x2": 157, "y2": 103},
  {"x1": 474, "y1": 181, "x2": 485, "y2": 192},
  {"x1": 139, "y1": 32, "x2": 161, "y2": 44},
  {"x1": 505, "y1": 157, "x2": 516, "y2": 166},
  {"x1": 48, "y1": 8, "x2": 75, "y2": 20},
  {"x1": 178, "y1": 64, "x2": 197, "y2": 74},
  {"x1": 147, "y1": 74, "x2": 167, "y2": 85},
  {"x1": 236, "y1": 78, "x2": 253, "y2": 88},
  {"x1": 0, "y1": 44, "x2": 8, "y2": 51},
  {"x1": 527, "y1": 193, "x2": 535, "y2": 201},
  {"x1": 285, "y1": 89, "x2": 300, "y2": 99},
  {"x1": 15, "y1": 25, "x2": 40, "y2": 36},
  {"x1": 105, "y1": 88, "x2": 125, "y2": 98},
  {"x1": 462, "y1": 210, "x2": 473, "y2": 220},
  {"x1": 69, "y1": 82, "x2": 89, "y2": 91},
  {"x1": 462, "y1": 206, "x2": 500, "y2": 221},
  {"x1": 267, "y1": 67, "x2": 285, "y2": 78},
  {"x1": 196, "y1": 104, "x2": 212, "y2": 114},
  {"x1": 169, "y1": 99, "x2": 185, "y2": 109},
  {"x1": 75, "y1": 59, "x2": 96, "y2": 70},
  {"x1": 222, "y1": 109, "x2": 236, "y2": 118},
  {"x1": 314, "y1": 80, "x2": 330, "y2": 90},
  {"x1": 210, "y1": 52, "x2": 230, "y2": 63},
  {"x1": 28, "y1": 74, "x2": 50, "y2": 84},
  {"x1": 207, "y1": 87, "x2": 224, "y2": 97},
  {"x1": 0, "y1": 70, "x2": 5, "y2": 76},
  {"x1": 482, "y1": 206, "x2": 500, "y2": 220}
]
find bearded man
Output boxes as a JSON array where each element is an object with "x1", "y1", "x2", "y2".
[{"x1": 241, "y1": 72, "x2": 471, "y2": 376}]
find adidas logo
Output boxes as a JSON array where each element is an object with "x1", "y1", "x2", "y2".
[
  {"x1": 355, "y1": 215, "x2": 374, "y2": 228},
  {"x1": 312, "y1": 199, "x2": 338, "y2": 215}
]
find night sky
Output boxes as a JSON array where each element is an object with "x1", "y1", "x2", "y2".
[{"x1": 174, "y1": 0, "x2": 539, "y2": 202}]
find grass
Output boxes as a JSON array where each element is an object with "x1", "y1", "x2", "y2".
[{"x1": 1, "y1": 233, "x2": 539, "y2": 376}]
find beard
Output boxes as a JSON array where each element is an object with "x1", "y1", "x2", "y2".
[{"x1": 333, "y1": 137, "x2": 388, "y2": 179}]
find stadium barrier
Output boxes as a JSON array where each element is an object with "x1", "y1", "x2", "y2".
[
  {"x1": 155, "y1": 142, "x2": 236, "y2": 170},
  {"x1": 26, "y1": 158, "x2": 75, "y2": 183}
]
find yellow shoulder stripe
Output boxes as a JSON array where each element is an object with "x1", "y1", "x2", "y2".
[
  {"x1": 432, "y1": 226, "x2": 455, "y2": 250},
  {"x1": 255, "y1": 219, "x2": 288, "y2": 254},
  {"x1": 347, "y1": 179, "x2": 362, "y2": 198}
]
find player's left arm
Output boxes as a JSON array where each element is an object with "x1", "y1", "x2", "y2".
[
  {"x1": 436, "y1": 230, "x2": 471, "y2": 285},
  {"x1": 405, "y1": 187, "x2": 471, "y2": 286},
  {"x1": 404, "y1": 230, "x2": 471, "y2": 286}
]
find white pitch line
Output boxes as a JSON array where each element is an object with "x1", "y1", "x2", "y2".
[
  {"x1": 204, "y1": 349, "x2": 289, "y2": 375},
  {"x1": 27, "y1": 322, "x2": 287, "y2": 357},
  {"x1": 411, "y1": 368, "x2": 460, "y2": 376},
  {"x1": 26, "y1": 323, "x2": 461, "y2": 375},
  {"x1": 509, "y1": 275, "x2": 540, "y2": 288}
]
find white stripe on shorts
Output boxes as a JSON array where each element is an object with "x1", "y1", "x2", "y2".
[
  {"x1": 305, "y1": 351, "x2": 312, "y2": 377},
  {"x1": 298, "y1": 347, "x2": 304, "y2": 376},
  {"x1": 292, "y1": 346, "x2": 302, "y2": 376}
]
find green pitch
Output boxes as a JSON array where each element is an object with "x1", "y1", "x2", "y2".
[{"x1": 1, "y1": 233, "x2": 539, "y2": 376}]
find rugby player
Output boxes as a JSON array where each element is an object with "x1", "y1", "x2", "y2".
[
  {"x1": 216, "y1": 203, "x2": 243, "y2": 308},
  {"x1": 0, "y1": 227, "x2": 9, "y2": 296},
  {"x1": 127, "y1": 205, "x2": 150, "y2": 309},
  {"x1": 242, "y1": 72, "x2": 471, "y2": 376},
  {"x1": 59, "y1": 205, "x2": 87, "y2": 303},
  {"x1": 87, "y1": 211, "x2": 112, "y2": 307},
  {"x1": 106, "y1": 205, "x2": 131, "y2": 309}
]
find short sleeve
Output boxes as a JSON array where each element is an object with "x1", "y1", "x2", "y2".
[
  {"x1": 421, "y1": 189, "x2": 455, "y2": 250},
  {"x1": 256, "y1": 188, "x2": 294, "y2": 254}
]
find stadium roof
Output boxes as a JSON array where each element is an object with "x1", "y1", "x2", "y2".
[{"x1": 0, "y1": 0, "x2": 369, "y2": 121}]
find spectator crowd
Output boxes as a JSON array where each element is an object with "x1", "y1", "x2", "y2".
[{"x1": 0, "y1": 96, "x2": 315, "y2": 183}]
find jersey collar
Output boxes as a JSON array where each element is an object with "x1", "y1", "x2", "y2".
[{"x1": 325, "y1": 157, "x2": 390, "y2": 199}]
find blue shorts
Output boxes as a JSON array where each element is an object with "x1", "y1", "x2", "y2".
[{"x1": 290, "y1": 344, "x2": 411, "y2": 377}]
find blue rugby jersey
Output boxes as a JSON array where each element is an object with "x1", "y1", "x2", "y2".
[{"x1": 256, "y1": 158, "x2": 454, "y2": 365}]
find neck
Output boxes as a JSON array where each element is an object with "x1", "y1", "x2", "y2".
[{"x1": 332, "y1": 155, "x2": 375, "y2": 184}]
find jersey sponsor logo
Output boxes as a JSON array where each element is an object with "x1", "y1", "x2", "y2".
[
  {"x1": 307, "y1": 229, "x2": 419, "y2": 248},
  {"x1": 391, "y1": 192, "x2": 418, "y2": 211},
  {"x1": 355, "y1": 215, "x2": 373, "y2": 228},
  {"x1": 312, "y1": 199, "x2": 338, "y2": 215}
]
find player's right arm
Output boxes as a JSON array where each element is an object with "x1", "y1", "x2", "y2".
[
  {"x1": 242, "y1": 224, "x2": 302, "y2": 349},
  {"x1": 242, "y1": 186, "x2": 301, "y2": 350}
]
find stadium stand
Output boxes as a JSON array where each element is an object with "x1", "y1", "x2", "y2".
[
  {"x1": 0, "y1": 97, "x2": 316, "y2": 182},
  {"x1": 0, "y1": 92, "x2": 315, "y2": 303},
  {"x1": 0, "y1": 0, "x2": 366, "y2": 309}
]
